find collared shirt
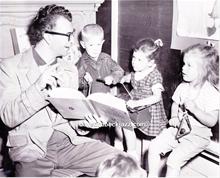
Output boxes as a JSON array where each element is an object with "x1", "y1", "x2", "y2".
[
  {"x1": 33, "y1": 48, "x2": 47, "y2": 66},
  {"x1": 32, "y1": 48, "x2": 57, "y2": 73}
]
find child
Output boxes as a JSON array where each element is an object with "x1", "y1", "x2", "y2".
[
  {"x1": 119, "y1": 38, "x2": 168, "y2": 159},
  {"x1": 77, "y1": 24, "x2": 124, "y2": 95},
  {"x1": 77, "y1": 24, "x2": 124, "y2": 142},
  {"x1": 147, "y1": 43, "x2": 219, "y2": 177},
  {"x1": 96, "y1": 153, "x2": 147, "y2": 178}
]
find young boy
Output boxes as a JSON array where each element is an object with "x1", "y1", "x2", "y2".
[
  {"x1": 77, "y1": 24, "x2": 124, "y2": 96},
  {"x1": 77, "y1": 24, "x2": 124, "y2": 143}
]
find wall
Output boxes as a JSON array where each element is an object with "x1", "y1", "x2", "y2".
[
  {"x1": 0, "y1": 0, "x2": 105, "y2": 59},
  {"x1": 97, "y1": 0, "x2": 112, "y2": 55}
]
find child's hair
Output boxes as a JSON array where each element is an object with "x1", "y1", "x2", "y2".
[
  {"x1": 81, "y1": 24, "x2": 104, "y2": 41},
  {"x1": 183, "y1": 43, "x2": 219, "y2": 87},
  {"x1": 96, "y1": 154, "x2": 146, "y2": 178},
  {"x1": 133, "y1": 38, "x2": 163, "y2": 61}
]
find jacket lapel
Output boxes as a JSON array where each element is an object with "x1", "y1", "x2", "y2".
[{"x1": 17, "y1": 48, "x2": 41, "y2": 90}]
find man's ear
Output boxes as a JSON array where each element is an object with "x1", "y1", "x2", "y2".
[{"x1": 80, "y1": 41, "x2": 85, "y2": 48}]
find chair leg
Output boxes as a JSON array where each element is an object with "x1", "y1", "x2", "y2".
[
  {"x1": 141, "y1": 139, "x2": 144, "y2": 167},
  {"x1": 140, "y1": 139, "x2": 151, "y2": 168}
]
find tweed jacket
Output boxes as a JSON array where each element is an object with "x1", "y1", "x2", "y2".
[{"x1": 0, "y1": 48, "x2": 93, "y2": 162}]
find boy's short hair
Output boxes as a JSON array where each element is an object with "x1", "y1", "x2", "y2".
[
  {"x1": 81, "y1": 24, "x2": 104, "y2": 41},
  {"x1": 96, "y1": 154, "x2": 147, "y2": 178}
]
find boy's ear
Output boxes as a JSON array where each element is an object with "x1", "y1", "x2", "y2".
[{"x1": 80, "y1": 41, "x2": 85, "y2": 48}]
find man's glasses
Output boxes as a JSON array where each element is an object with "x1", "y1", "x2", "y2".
[{"x1": 45, "y1": 29, "x2": 75, "y2": 41}]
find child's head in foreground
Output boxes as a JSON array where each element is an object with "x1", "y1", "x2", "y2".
[
  {"x1": 182, "y1": 43, "x2": 219, "y2": 88},
  {"x1": 132, "y1": 38, "x2": 163, "y2": 72},
  {"x1": 80, "y1": 24, "x2": 104, "y2": 60},
  {"x1": 96, "y1": 153, "x2": 147, "y2": 178}
]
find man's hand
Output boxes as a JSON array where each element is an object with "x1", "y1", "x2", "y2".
[
  {"x1": 82, "y1": 114, "x2": 107, "y2": 129},
  {"x1": 63, "y1": 43, "x2": 82, "y2": 64},
  {"x1": 35, "y1": 64, "x2": 61, "y2": 92}
]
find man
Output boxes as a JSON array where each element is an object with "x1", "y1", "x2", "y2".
[{"x1": 0, "y1": 4, "x2": 124, "y2": 177}]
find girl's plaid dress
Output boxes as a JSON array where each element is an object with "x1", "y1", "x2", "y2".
[{"x1": 130, "y1": 68, "x2": 168, "y2": 136}]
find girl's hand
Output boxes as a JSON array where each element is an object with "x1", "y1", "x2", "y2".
[
  {"x1": 126, "y1": 100, "x2": 140, "y2": 109},
  {"x1": 104, "y1": 75, "x2": 114, "y2": 85},
  {"x1": 169, "y1": 117, "x2": 180, "y2": 127},
  {"x1": 84, "y1": 72, "x2": 93, "y2": 83}
]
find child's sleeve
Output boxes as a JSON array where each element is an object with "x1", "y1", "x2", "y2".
[
  {"x1": 172, "y1": 83, "x2": 186, "y2": 105},
  {"x1": 77, "y1": 59, "x2": 88, "y2": 90},
  {"x1": 203, "y1": 85, "x2": 219, "y2": 112},
  {"x1": 150, "y1": 70, "x2": 164, "y2": 94},
  {"x1": 110, "y1": 61, "x2": 124, "y2": 83}
]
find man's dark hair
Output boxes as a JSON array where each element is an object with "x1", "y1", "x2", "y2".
[{"x1": 27, "y1": 4, "x2": 72, "y2": 45}]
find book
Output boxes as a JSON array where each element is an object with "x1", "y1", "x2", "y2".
[{"x1": 47, "y1": 88, "x2": 133, "y2": 130}]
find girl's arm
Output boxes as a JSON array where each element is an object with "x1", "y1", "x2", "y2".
[
  {"x1": 126, "y1": 86, "x2": 162, "y2": 108},
  {"x1": 184, "y1": 99, "x2": 219, "y2": 127},
  {"x1": 169, "y1": 102, "x2": 181, "y2": 127}
]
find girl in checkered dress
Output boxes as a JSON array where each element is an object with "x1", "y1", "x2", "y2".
[{"x1": 118, "y1": 38, "x2": 168, "y2": 160}]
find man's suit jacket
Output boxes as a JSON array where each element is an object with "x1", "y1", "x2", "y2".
[{"x1": 0, "y1": 48, "x2": 93, "y2": 162}]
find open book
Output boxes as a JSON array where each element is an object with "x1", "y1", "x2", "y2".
[{"x1": 47, "y1": 88, "x2": 133, "y2": 130}]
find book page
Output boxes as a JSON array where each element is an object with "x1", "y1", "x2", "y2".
[
  {"x1": 47, "y1": 89, "x2": 133, "y2": 129},
  {"x1": 48, "y1": 87, "x2": 85, "y2": 99},
  {"x1": 47, "y1": 88, "x2": 95, "y2": 119},
  {"x1": 87, "y1": 93, "x2": 128, "y2": 112},
  {"x1": 88, "y1": 93, "x2": 133, "y2": 130}
]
